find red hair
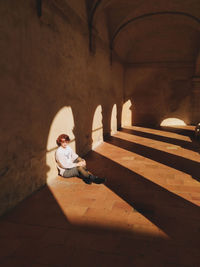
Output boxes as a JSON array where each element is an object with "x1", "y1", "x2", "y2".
[{"x1": 56, "y1": 134, "x2": 70, "y2": 146}]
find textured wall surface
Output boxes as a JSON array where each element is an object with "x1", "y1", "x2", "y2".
[
  {"x1": 124, "y1": 63, "x2": 195, "y2": 126},
  {"x1": 1, "y1": 0, "x2": 200, "y2": 216},
  {"x1": 0, "y1": 0, "x2": 124, "y2": 215}
]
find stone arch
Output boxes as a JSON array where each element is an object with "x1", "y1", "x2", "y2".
[
  {"x1": 110, "y1": 11, "x2": 200, "y2": 49},
  {"x1": 87, "y1": 0, "x2": 103, "y2": 51}
]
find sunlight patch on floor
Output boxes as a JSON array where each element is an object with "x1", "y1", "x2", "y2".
[
  {"x1": 48, "y1": 181, "x2": 169, "y2": 239},
  {"x1": 116, "y1": 131, "x2": 200, "y2": 163},
  {"x1": 124, "y1": 126, "x2": 192, "y2": 142},
  {"x1": 95, "y1": 141, "x2": 200, "y2": 204}
]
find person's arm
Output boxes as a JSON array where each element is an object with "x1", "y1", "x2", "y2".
[
  {"x1": 71, "y1": 149, "x2": 86, "y2": 166},
  {"x1": 56, "y1": 150, "x2": 77, "y2": 169},
  {"x1": 71, "y1": 149, "x2": 79, "y2": 162}
]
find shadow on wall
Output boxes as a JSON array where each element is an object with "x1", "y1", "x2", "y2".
[
  {"x1": 46, "y1": 102, "x2": 124, "y2": 182},
  {"x1": 46, "y1": 104, "x2": 122, "y2": 182},
  {"x1": 121, "y1": 97, "x2": 190, "y2": 128},
  {"x1": 45, "y1": 102, "x2": 193, "y2": 184},
  {"x1": 0, "y1": 0, "x2": 126, "y2": 216}
]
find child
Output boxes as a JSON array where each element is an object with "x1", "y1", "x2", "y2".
[{"x1": 55, "y1": 134, "x2": 105, "y2": 184}]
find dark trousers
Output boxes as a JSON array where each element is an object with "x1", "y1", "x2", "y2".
[{"x1": 63, "y1": 157, "x2": 92, "y2": 179}]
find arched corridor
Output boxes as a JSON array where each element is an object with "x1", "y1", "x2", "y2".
[{"x1": 1, "y1": 0, "x2": 200, "y2": 265}]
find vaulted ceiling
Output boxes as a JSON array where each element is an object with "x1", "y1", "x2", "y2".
[{"x1": 87, "y1": 0, "x2": 200, "y2": 64}]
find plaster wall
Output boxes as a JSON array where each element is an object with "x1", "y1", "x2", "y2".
[
  {"x1": 124, "y1": 63, "x2": 195, "y2": 126},
  {"x1": 0, "y1": 0, "x2": 124, "y2": 215}
]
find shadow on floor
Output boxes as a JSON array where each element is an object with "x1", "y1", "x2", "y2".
[
  {"x1": 106, "y1": 135, "x2": 200, "y2": 182},
  {"x1": 86, "y1": 150, "x2": 200, "y2": 266},
  {"x1": 86, "y1": 151, "x2": 200, "y2": 240},
  {"x1": 1, "y1": 127, "x2": 200, "y2": 266},
  {"x1": 0, "y1": 185, "x2": 186, "y2": 267},
  {"x1": 160, "y1": 126, "x2": 195, "y2": 138},
  {"x1": 121, "y1": 127, "x2": 199, "y2": 152}
]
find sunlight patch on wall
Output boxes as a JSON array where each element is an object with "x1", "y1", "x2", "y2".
[
  {"x1": 160, "y1": 118, "x2": 186, "y2": 126},
  {"x1": 46, "y1": 106, "x2": 76, "y2": 182},
  {"x1": 92, "y1": 105, "x2": 103, "y2": 149},
  {"x1": 111, "y1": 104, "x2": 117, "y2": 135},
  {"x1": 121, "y1": 100, "x2": 132, "y2": 127}
]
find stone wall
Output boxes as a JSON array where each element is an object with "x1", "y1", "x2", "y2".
[
  {"x1": 124, "y1": 62, "x2": 195, "y2": 126},
  {"x1": 0, "y1": 0, "x2": 124, "y2": 215}
]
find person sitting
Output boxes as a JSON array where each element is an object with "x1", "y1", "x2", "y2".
[{"x1": 55, "y1": 134, "x2": 105, "y2": 184}]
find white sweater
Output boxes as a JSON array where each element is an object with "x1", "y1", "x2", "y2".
[{"x1": 55, "y1": 146, "x2": 78, "y2": 176}]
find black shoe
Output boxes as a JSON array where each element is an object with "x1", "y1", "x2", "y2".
[
  {"x1": 82, "y1": 177, "x2": 92, "y2": 184},
  {"x1": 89, "y1": 175, "x2": 106, "y2": 184}
]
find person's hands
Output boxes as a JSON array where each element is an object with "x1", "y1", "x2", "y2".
[
  {"x1": 81, "y1": 159, "x2": 86, "y2": 166},
  {"x1": 76, "y1": 161, "x2": 86, "y2": 167}
]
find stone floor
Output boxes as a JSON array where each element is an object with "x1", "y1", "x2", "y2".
[{"x1": 0, "y1": 126, "x2": 200, "y2": 267}]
